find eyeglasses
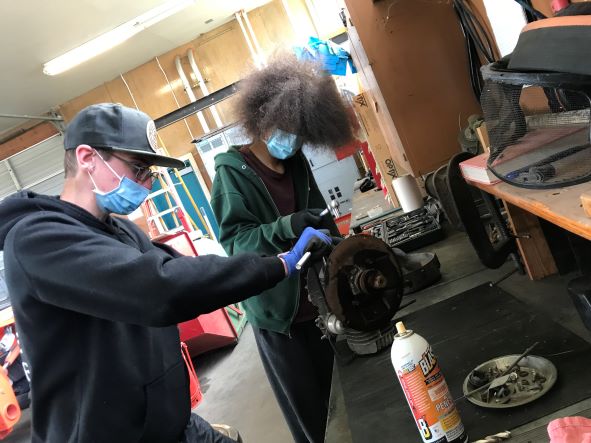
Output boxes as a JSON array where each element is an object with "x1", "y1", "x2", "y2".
[{"x1": 109, "y1": 152, "x2": 160, "y2": 183}]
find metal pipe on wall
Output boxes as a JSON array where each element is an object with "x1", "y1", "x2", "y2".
[
  {"x1": 4, "y1": 159, "x2": 21, "y2": 191},
  {"x1": 303, "y1": 0, "x2": 321, "y2": 37},
  {"x1": 186, "y1": 49, "x2": 223, "y2": 129},
  {"x1": 174, "y1": 55, "x2": 210, "y2": 134},
  {"x1": 154, "y1": 55, "x2": 196, "y2": 142},
  {"x1": 240, "y1": 9, "x2": 266, "y2": 66},
  {"x1": 0, "y1": 113, "x2": 63, "y2": 122},
  {"x1": 235, "y1": 11, "x2": 262, "y2": 68}
]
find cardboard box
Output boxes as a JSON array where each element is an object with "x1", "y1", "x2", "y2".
[
  {"x1": 353, "y1": 92, "x2": 407, "y2": 206},
  {"x1": 582, "y1": 193, "x2": 591, "y2": 218}
]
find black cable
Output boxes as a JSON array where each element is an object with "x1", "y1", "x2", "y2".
[
  {"x1": 521, "y1": 1, "x2": 538, "y2": 22},
  {"x1": 453, "y1": 0, "x2": 488, "y2": 100},
  {"x1": 453, "y1": 0, "x2": 495, "y2": 63},
  {"x1": 465, "y1": 27, "x2": 485, "y2": 97},
  {"x1": 469, "y1": 40, "x2": 485, "y2": 96},
  {"x1": 456, "y1": 7, "x2": 491, "y2": 63},
  {"x1": 459, "y1": 0, "x2": 497, "y2": 61},
  {"x1": 513, "y1": 0, "x2": 547, "y2": 20}
]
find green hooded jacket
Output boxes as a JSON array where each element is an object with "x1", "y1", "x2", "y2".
[{"x1": 211, "y1": 146, "x2": 337, "y2": 334}]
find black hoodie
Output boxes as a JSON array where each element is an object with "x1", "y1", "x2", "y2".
[{"x1": 0, "y1": 191, "x2": 284, "y2": 442}]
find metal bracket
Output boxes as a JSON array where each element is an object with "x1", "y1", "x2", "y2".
[
  {"x1": 49, "y1": 109, "x2": 66, "y2": 134},
  {"x1": 0, "y1": 113, "x2": 63, "y2": 122},
  {"x1": 154, "y1": 82, "x2": 240, "y2": 130},
  {"x1": 4, "y1": 159, "x2": 21, "y2": 191},
  {"x1": 511, "y1": 232, "x2": 532, "y2": 240}
]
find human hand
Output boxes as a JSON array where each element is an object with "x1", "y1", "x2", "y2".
[
  {"x1": 290, "y1": 209, "x2": 326, "y2": 236},
  {"x1": 279, "y1": 227, "x2": 332, "y2": 276}
]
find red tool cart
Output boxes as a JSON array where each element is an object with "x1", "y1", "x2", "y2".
[{"x1": 159, "y1": 231, "x2": 242, "y2": 357}]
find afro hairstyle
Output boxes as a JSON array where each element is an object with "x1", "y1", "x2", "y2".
[{"x1": 235, "y1": 54, "x2": 353, "y2": 149}]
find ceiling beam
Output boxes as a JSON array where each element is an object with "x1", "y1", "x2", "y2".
[{"x1": 0, "y1": 122, "x2": 60, "y2": 161}]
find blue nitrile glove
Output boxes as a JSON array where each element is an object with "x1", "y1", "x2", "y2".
[{"x1": 279, "y1": 227, "x2": 332, "y2": 276}]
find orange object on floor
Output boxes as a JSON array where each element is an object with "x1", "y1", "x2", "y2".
[
  {"x1": 0, "y1": 368, "x2": 20, "y2": 440},
  {"x1": 159, "y1": 231, "x2": 239, "y2": 356},
  {"x1": 181, "y1": 342, "x2": 203, "y2": 409}
]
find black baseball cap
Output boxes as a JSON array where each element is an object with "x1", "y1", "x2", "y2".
[{"x1": 64, "y1": 103, "x2": 185, "y2": 169}]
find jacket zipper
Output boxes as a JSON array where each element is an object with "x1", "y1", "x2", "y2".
[
  {"x1": 256, "y1": 176, "x2": 281, "y2": 218},
  {"x1": 289, "y1": 155, "x2": 314, "y2": 336},
  {"x1": 303, "y1": 158, "x2": 310, "y2": 209},
  {"x1": 252, "y1": 166, "x2": 303, "y2": 338}
]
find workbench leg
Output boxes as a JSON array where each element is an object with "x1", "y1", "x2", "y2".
[{"x1": 504, "y1": 201, "x2": 558, "y2": 280}]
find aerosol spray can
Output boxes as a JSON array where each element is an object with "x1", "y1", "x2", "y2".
[{"x1": 391, "y1": 322, "x2": 468, "y2": 443}]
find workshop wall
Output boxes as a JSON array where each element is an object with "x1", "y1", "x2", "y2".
[
  {"x1": 0, "y1": 122, "x2": 59, "y2": 162},
  {"x1": 56, "y1": 0, "x2": 320, "y2": 189},
  {"x1": 345, "y1": 0, "x2": 482, "y2": 177},
  {"x1": 346, "y1": 0, "x2": 590, "y2": 178}
]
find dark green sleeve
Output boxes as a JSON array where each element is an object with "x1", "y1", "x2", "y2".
[{"x1": 211, "y1": 167, "x2": 296, "y2": 257}]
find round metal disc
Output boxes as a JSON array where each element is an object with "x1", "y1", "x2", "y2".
[{"x1": 462, "y1": 355, "x2": 557, "y2": 409}]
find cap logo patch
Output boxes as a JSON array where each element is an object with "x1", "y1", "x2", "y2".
[{"x1": 146, "y1": 120, "x2": 159, "y2": 153}]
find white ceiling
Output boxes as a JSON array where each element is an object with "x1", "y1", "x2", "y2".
[{"x1": 0, "y1": 0, "x2": 272, "y2": 134}]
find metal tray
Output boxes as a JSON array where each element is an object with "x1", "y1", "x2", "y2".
[{"x1": 462, "y1": 354, "x2": 557, "y2": 408}]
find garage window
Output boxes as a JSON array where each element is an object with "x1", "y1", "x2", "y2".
[{"x1": 0, "y1": 134, "x2": 65, "y2": 201}]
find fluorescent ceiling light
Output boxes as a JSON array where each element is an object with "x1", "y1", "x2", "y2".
[{"x1": 43, "y1": 0, "x2": 196, "y2": 76}]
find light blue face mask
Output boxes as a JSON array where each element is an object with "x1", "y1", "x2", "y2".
[
  {"x1": 266, "y1": 129, "x2": 303, "y2": 160},
  {"x1": 89, "y1": 151, "x2": 150, "y2": 215}
]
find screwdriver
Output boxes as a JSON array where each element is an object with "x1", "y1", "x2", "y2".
[{"x1": 295, "y1": 208, "x2": 330, "y2": 270}]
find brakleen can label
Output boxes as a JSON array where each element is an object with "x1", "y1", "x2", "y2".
[{"x1": 397, "y1": 346, "x2": 467, "y2": 443}]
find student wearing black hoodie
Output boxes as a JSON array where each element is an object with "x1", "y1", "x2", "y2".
[{"x1": 0, "y1": 103, "x2": 331, "y2": 443}]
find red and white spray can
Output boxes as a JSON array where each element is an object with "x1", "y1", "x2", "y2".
[{"x1": 391, "y1": 322, "x2": 468, "y2": 443}]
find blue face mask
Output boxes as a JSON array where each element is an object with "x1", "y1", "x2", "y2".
[
  {"x1": 266, "y1": 129, "x2": 303, "y2": 160},
  {"x1": 89, "y1": 151, "x2": 150, "y2": 215}
]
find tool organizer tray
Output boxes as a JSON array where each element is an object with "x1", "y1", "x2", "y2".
[{"x1": 360, "y1": 207, "x2": 444, "y2": 252}]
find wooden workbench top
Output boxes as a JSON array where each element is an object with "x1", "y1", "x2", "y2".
[{"x1": 469, "y1": 180, "x2": 591, "y2": 242}]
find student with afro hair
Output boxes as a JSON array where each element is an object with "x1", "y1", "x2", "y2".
[{"x1": 211, "y1": 55, "x2": 353, "y2": 443}]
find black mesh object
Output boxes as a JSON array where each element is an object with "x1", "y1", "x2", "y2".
[{"x1": 481, "y1": 61, "x2": 591, "y2": 189}]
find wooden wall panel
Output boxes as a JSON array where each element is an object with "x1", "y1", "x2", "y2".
[
  {"x1": 344, "y1": 0, "x2": 482, "y2": 176},
  {"x1": 121, "y1": 62, "x2": 188, "y2": 155},
  {"x1": 147, "y1": 47, "x2": 215, "y2": 187},
  {"x1": 283, "y1": 0, "x2": 317, "y2": 39},
  {"x1": 21, "y1": 0, "x2": 316, "y2": 191},
  {"x1": 153, "y1": 42, "x2": 210, "y2": 137},
  {"x1": 347, "y1": 24, "x2": 411, "y2": 175},
  {"x1": 191, "y1": 21, "x2": 253, "y2": 125},
  {"x1": 59, "y1": 84, "x2": 113, "y2": 122},
  {"x1": 249, "y1": 0, "x2": 298, "y2": 55},
  {"x1": 103, "y1": 77, "x2": 138, "y2": 109},
  {"x1": 120, "y1": 59, "x2": 213, "y2": 187}
]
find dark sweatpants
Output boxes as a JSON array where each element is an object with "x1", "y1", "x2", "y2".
[
  {"x1": 180, "y1": 414, "x2": 236, "y2": 443},
  {"x1": 252, "y1": 320, "x2": 334, "y2": 443}
]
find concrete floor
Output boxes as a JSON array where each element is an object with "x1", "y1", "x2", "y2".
[
  {"x1": 5, "y1": 227, "x2": 591, "y2": 442},
  {"x1": 192, "y1": 325, "x2": 292, "y2": 442}
]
